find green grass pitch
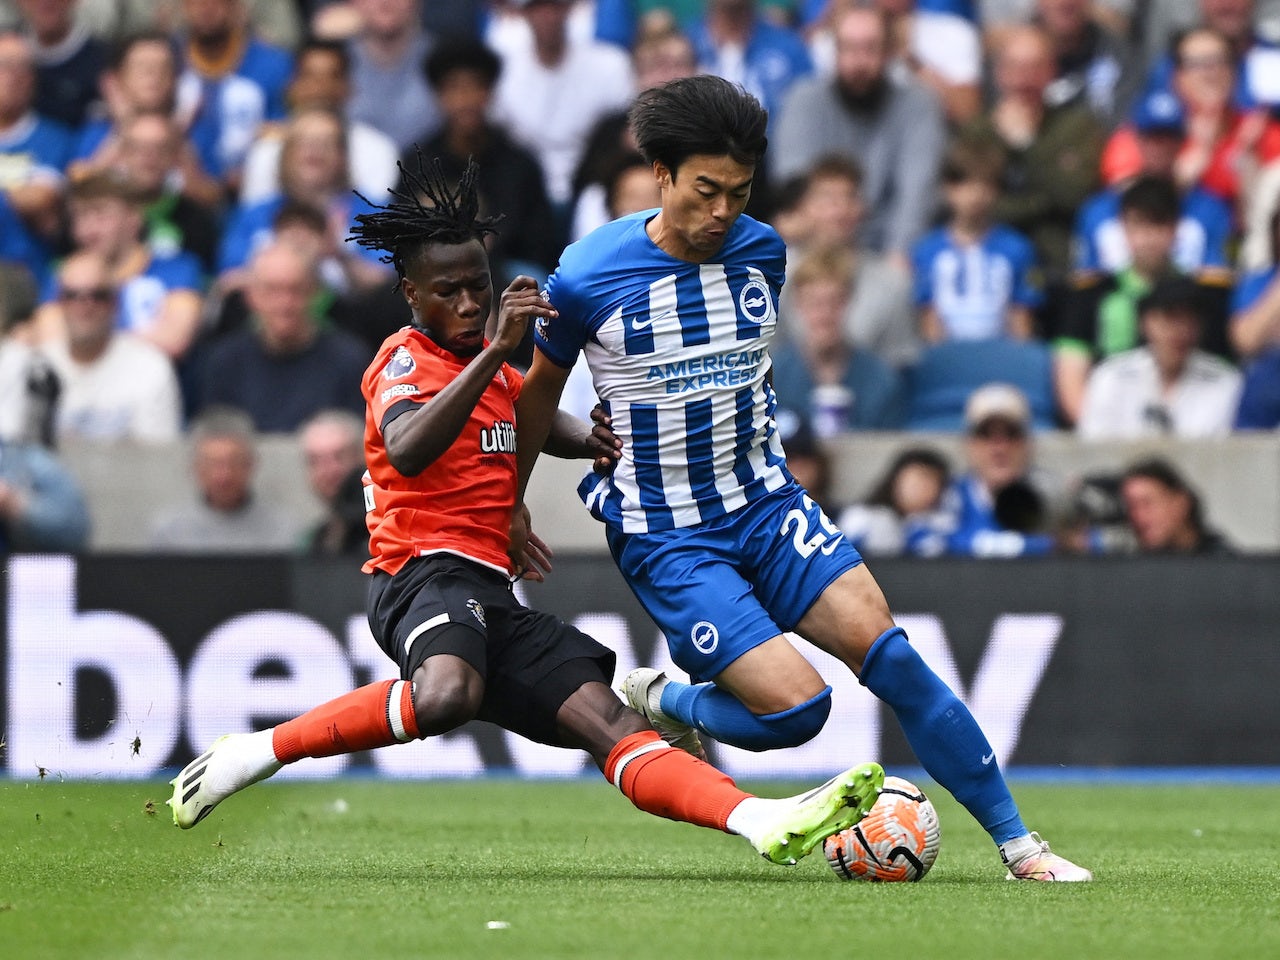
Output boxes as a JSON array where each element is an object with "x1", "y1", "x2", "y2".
[{"x1": 1, "y1": 777, "x2": 1277, "y2": 960}]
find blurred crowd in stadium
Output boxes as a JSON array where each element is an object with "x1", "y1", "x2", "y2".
[{"x1": 0, "y1": 0, "x2": 1274, "y2": 559}]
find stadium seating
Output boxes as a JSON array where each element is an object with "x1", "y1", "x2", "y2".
[{"x1": 904, "y1": 340, "x2": 1057, "y2": 432}]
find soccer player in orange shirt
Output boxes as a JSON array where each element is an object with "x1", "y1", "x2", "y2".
[{"x1": 169, "y1": 157, "x2": 883, "y2": 866}]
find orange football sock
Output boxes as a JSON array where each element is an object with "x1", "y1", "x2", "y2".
[
  {"x1": 272, "y1": 679, "x2": 420, "y2": 764},
  {"x1": 604, "y1": 731, "x2": 752, "y2": 832}
]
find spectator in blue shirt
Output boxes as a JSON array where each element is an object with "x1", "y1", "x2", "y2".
[
  {"x1": 1230, "y1": 207, "x2": 1280, "y2": 362},
  {"x1": 937, "y1": 383, "x2": 1058, "y2": 557},
  {"x1": 217, "y1": 107, "x2": 389, "y2": 291},
  {"x1": 0, "y1": 436, "x2": 90, "y2": 553},
  {"x1": 690, "y1": 0, "x2": 812, "y2": 136},
  {"x1": 177, "y1": 0, "x2": 293, "y2": 188},
  {"x1": 0, "y1": 30, "x2": 73, "y2": 243},
  {"x1": 39, "y1": 170, "x2": 203, "y2": 361},
  {"x1": 1136, "y1": 0, "x2": 1280, "y2": 115},
  {"x1": 1073, "y1": 90, "x2": 1233, "y2": 276},
  {"x1": 1232, "y1": 208, "x2": 1280, "y2": 428},
  {"x1": 70, "y1": 32, "x2": 225, "y2": 213},
  {"x1": 912, "y1": 139, "x2": 1042, "y2": 344}
]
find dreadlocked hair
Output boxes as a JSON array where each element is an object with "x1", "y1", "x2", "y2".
[{"x1": 347, "y1": 152, "x2": 502, "y2": 279}]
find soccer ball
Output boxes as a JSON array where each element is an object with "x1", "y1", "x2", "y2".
[{"x1": 822, "y1": 776, "x2": 941, "y2": 882}]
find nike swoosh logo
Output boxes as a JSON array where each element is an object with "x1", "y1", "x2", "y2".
[
  {"x1": 631, "y1": 310, "x2": 673, "y2": 331},
  {"x1": 981, "y1": 752, "x2": 995, "y2": 765},
  {"x1": 820, "y1": 535, "x2": 844, "y2": 556}
]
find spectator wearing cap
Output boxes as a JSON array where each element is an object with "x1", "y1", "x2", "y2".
[
  {"x1": 935, "y1": 382, "x2": 1059, "y2": 557},
  {"x1": 405, "y1": 40, "x2": 558, "y2": 283},
  {"x1": 1051, "y1": 175, "x2": 1234, "y2": 425},
  {"x1": 1077, "y1": 89, "x2": 1233, "y2": 276},
  {"x1": 1119, "y1": 457, "x2": 1232, "y2": 554},
  {"x1": 1076, "y1": 275, "x2": 1242, "y2": 438},
  {"x1": 1035, "y1": 0, "x2": 1141, "y2": 128}
]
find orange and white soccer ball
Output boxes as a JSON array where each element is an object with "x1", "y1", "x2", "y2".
[{"x1": 822, "y1": 776, "x2": 941, "y2": 882}]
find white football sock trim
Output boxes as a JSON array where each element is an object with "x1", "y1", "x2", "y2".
[
  {"x1": 611, "y1": 739, "x2": 670, "y2": 789},
  {"x1": 387, "y1": 680, "x2": 414, "y2": 742}
]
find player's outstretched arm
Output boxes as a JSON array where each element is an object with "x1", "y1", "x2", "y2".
[
  {"x1": 386, "y1": 277, "x2": 555, "y2": 476},
  {"x1": 514, "y1": 347, "x2": 573, "y2": 501},
  {"x1": 542, "y1": 407, "x2": 622, "y2": 472}
]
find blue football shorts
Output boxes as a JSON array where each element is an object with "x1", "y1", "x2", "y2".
[{"x1": 605, "y1": 482, "x2": 864, "y2": 683}]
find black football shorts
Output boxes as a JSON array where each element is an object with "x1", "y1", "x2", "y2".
[{"x1": 366, "y1": 554, "x2": 616, "y2": 745}]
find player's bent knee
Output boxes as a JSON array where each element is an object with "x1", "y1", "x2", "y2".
[
  {"x1": 742, "y1": 685, "x2": 833, "y2": 751},
  {"x1": 411, "y1": 664, "x2": 484, "y2": 735}
]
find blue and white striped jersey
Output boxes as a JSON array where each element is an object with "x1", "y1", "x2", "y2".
[{"x1": 537, "y1": 210, "x2": 792, "y2": 534}]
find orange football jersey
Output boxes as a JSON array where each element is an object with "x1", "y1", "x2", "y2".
[{"x1": 361, "y1": 327, "x2": 523, "y2": 576}]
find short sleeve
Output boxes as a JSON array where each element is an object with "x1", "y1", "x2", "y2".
[
  {"x1": 367, "y1": 341, "x2": 434, "y2": 433},
  {"x1": 911, "y1": 238, "x2": 935, "y2": 306},
  {"x1": 1010, "y1": 234, "x2": 1044, "y2": 308},
  {"x1": 536, "y1": 263, "x2": 590, "y2": 368}
]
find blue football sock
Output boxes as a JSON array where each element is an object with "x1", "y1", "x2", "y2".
[
  {"x1": 860, "y1": 627, "x2": 1027, "y2": 845},
  {"x1": 659, "y1": 679, "x2": 832, "y2": 752}
]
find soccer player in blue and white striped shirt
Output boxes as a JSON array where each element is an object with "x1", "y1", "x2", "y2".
[{"x1": 515, "y1": 75, "x2": 1090, "y2": 881}]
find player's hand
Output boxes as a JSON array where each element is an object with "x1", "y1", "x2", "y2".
[
  {"x1": 494, "y1": 276, "x2": 556, "y2": 357},
  {"x1": 588, "y1": 404, "x2": 622, "y2": 475},
  {"x1": 509, "y1": 503, "x2": 554, "y2": 582}
]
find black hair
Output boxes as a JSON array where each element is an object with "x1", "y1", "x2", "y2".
[
  {"x1": 273, "y1": 199, "x2": 328, "y2": 234},
  {"x1": 866, "y1": 448, "x2": 951, "y2": 515},
  {"x1": 805, "y1": 154, "x2": 864, "y2": 191},
  {"x1": 628, "y1": 75, "x2": 767, "y2": 177},
  {"x1": 348, "y1": 153, "x2": 501, "y2": 281},
  {"x1": 1119, "y1": 175, "x2": 1180, "y2": 225},
  {"x1": 423, "y1": 40, "x2": 502, "y2": 90},
  {"x1": 602, "y1": 150, "x2": 655, "y2": 219},
  {"x1": 109, "y1": 30, "x2": 177, "y2": 72},
  {"x1": 1123, "y1": 457, "x2": 1205, "y2": 532},
  {"x1": 296, "y1": 37, "x2": 351, "y2": 77},
  {"x1": 1137, "y1": 274, "x2": 1204, "y2": 320},
  {"x1": 941, "y1": 138, "x2": 1005, "y2": 186}
]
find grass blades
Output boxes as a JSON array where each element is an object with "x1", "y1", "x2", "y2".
[{"x1": 1, "y1": 779, "x2": 1277, "y2": 959}]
